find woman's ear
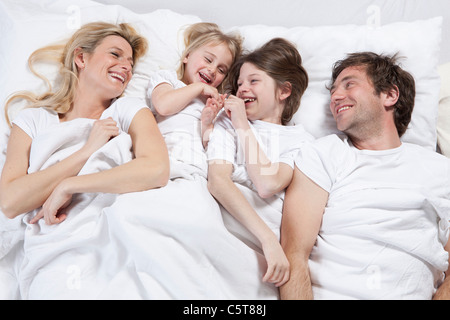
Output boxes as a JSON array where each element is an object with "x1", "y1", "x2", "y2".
[
  {"x1": 74, "y1": 47, "x2": 85, "y2": 70},
  {"x1": 279, "y1": 82, "x2": 292, "y2": 101}
]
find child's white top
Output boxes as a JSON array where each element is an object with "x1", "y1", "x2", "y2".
[
  {"x1": 147, "y1": 70, "x2": 207, "y2": 175},
  {"x1": 207, "y1": 111, "x2": 314, "y2": 199},
  {"x1": 147, "y1": 69, "x2": 205, "y2": 126}
]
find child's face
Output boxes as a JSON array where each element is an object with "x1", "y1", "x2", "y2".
[
  {"x1": 236, "y1": 62, "x2": 284, "y2": 124},
  {"x1": 182, "y1": 42, "x2": 233, "y2": 88}
]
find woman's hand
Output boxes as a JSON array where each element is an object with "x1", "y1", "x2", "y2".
[
  {"x1": 29, "y1": 117, "x2": 121, "y2": 225},
  {"x1": 82, "y1": 117, "x2": 120, "y2": 155},
  {"x1": 30, "y1": 179, "x2": 73, "y2": 225}
]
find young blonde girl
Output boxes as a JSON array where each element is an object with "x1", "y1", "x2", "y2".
[
  {"x1": 147, "y1": 23, "x2": 242, "y2": 155},
  {"x1": 207, "y1": 38, "x2": 314, "y2": 287}
]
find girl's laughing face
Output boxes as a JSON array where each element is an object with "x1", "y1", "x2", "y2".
[{"x1": 181, "y1": 42, "x2": 233, "y2": 88}]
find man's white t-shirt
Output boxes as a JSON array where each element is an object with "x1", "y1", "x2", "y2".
[{"x1": 295, "y1": 134, "x2": 450, "y2": 299}]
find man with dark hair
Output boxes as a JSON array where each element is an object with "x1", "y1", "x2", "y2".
[{"x1": 280, "y1": 52, "x2": 450, "y2": 300}]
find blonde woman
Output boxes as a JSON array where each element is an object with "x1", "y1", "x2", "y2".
[{"x1": 0, "y1": 22, "x2": 169, "y2": 225}]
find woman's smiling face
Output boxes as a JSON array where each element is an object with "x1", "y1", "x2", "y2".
[{"x1": 77, "y1": 35, "x2": 134, "y2": 100}]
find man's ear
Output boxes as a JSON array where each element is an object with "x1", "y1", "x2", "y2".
[
  {"x1": 384, "y1": 85, "x2": 400, "y2": 108},
  {"x1": 279, "y1": 82, "x2": 293, "y2": 101},
  {"x1": 74, "y1": 47, "x2": 86, "y2": 70}
]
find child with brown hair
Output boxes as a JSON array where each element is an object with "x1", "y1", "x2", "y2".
[{"x1": 207, "y1": 38, "x2": 313, "y2": 287}]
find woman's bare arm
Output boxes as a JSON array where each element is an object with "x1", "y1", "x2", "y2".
[{"x1": 30, "y1": 108, "x2": 169, "y2": 224}]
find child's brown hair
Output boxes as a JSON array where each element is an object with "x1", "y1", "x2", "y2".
[{"x1": 226, "y1": 38, "x2": 309, "y2": 125}]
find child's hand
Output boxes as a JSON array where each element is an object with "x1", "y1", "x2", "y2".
[
  {"x1": 198, "y1": 83, "x2": 220, "y2": 102},
  {"x1": 201, "y1": 96, "x2": 223, "y2": 128},
  {"x1": 223, "y1": 95, "x2": 248, "y2": 129},
  {"x1": 201, "y1": 95, "x2": 226, "y2": 147},
  {"x1": 261, "y1": 236, "x2": 290, "y2": 287}
]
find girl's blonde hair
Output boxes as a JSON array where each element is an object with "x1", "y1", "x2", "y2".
[
  {"x1": 177, "y1": 22, "x2": 242, "y2": 92},
  {"x1": 5, "y1": 22, "x2": 148, "y2": 126}
]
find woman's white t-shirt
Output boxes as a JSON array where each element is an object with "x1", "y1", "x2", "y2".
[{"x1": 12, "y1": 97, "x2": 148, "y2": 139}]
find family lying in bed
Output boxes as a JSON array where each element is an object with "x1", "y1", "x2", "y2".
[{"x1": 0, "y1": 21, "x2": 449, "y2": 300}]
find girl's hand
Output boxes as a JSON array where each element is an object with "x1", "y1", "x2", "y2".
[
  {"x1": 201, "y1": 95, "x2": 225, "y2": 147},
  {"x1": 261, "y1": 236, "x2": 290, "y2": 287},
  {"x1": 201, "y1": 95, "x2": 225, "y2": 127},
  {"x1": 197, "y1": 83, "x2": 220, "y2": 102},
  {"x1": 223, "y1": 95, "x2": 248, "y2": 129},
  {"x1": 30, "y1": 179, "x2": 73, "y2": 225},
  {"x1": 82, "y1": 117, "x2": 120, "y2": 155}
]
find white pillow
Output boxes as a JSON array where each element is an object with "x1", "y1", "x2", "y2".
[
  {"x1": 0, "y1": 0, "x2": 443, "y2": 152},
  {"x1": 231, "y1": 17, "x2": 443, "y2": 150},
  {"x1": 437, "y1": 62, "x2": 450, "y2": 157},
  {"x1": 0, "y1": 0, "x2": 201, "y2": 135},
  {"x1": 118, "y1": 10, "x2": 201, "y2": 99}
]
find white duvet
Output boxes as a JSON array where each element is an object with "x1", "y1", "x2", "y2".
[{"x1": 0, "y1": 119, "x2": 280, "y2": 300}]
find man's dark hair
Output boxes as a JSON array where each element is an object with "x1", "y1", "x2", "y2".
[{"x1": 331, "y1": 52, "x2": 416, "y2": 137}]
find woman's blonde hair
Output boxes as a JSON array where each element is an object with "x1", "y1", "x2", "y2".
[
  {"x1": 177, "y1": 22, "x2": 242, "y2": 92},
  {"x1": 5, "y1": 22, "x2": 148, "y2": 126}
]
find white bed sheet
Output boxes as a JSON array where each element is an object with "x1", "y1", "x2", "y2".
[{"x1": 0, "y1": 0, "x2": 448, "y2": 300}]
